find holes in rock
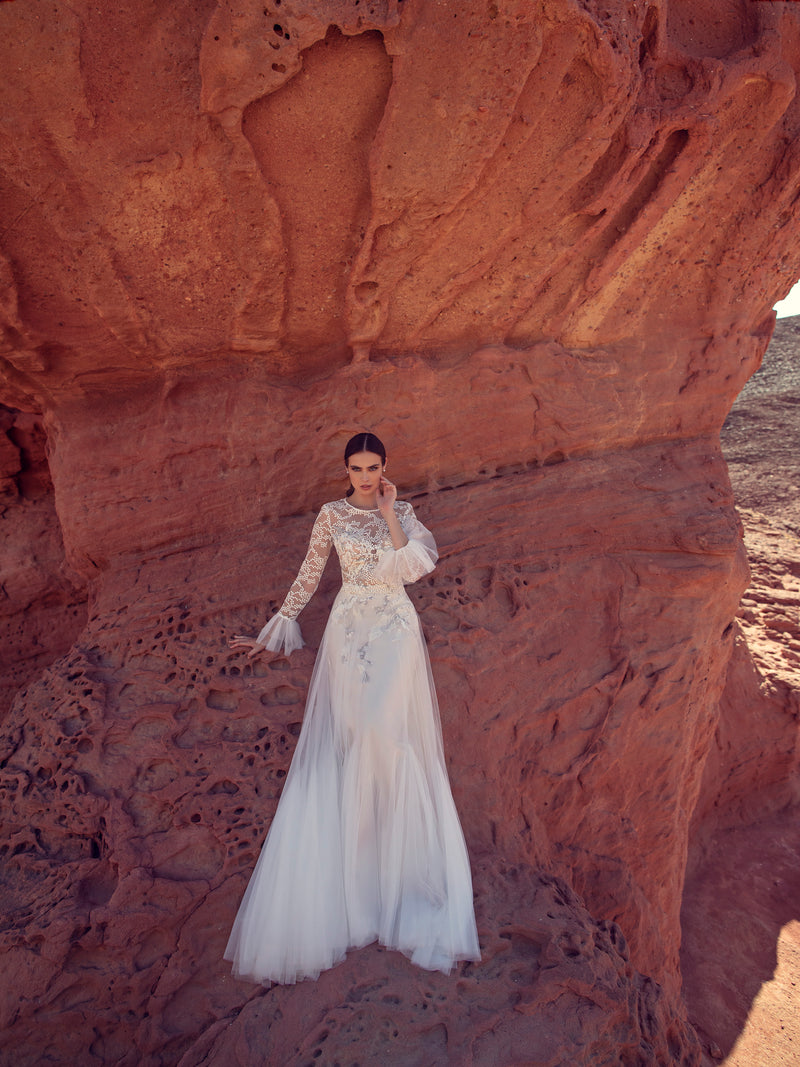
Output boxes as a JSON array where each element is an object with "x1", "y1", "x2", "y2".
[
  {"x1": 208, "y1": 779, "x2": 239, "y2": 796},
  {"x1": 78, "y1": 862, "x2": 118, "y2": 906},
  {"x1": 544, "y1": 450, "x2": 565, "y2": 466},
  {"x1": 206, "y1": 690, "x2": 239, "y2": 711},
  {"x1": 135, "y1": 759, "x2": 178, "y2": 792},
  {"x1": 260, "y1": 686, "x2": 300, "y2": 707},
  {"x1": 639, "y1": 6, "x2": 658, "y2": 67}
]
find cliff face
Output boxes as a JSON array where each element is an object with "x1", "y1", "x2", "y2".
[
  {"x1": 0, "y1": 407, "x2": 87, "y2": 716},
  {"x1": 680, "y1": 319, "x2": 800, "y2": 1060},
  {"x1": 2, "y1": 1, "x2": 800, "y2": 1061}
]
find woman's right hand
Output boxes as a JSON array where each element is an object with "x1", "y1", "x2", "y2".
[{"x1": 228, "y1": 634, "x2": 267, "y2": 659}]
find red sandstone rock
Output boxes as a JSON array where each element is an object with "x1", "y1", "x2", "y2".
[
  {"x1": 690, "y1": 316, "x2": 800, "y2": 852},
  {"x1": 2, "y1": 0, "x2": 800, "y2": 1062},
  {"x1": 0, "y1": 441, "x2": 744, "y2": 1063},
  {"x1": 693, "y1": 513, "x2": 800, "y2": 836},
  {"x1": 681, "y1": 510, "x2": 800, "y2": 1060},
  {"x1": 0, "y1": 406, "x2": 87, "y2": 718},
  {"x1": 683, "y1": 317, "x2": 800, "y2": 1059}
]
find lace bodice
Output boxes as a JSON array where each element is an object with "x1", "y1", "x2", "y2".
[{"x1": 279, "y1": 499, "x2": 437, "y2": 621}]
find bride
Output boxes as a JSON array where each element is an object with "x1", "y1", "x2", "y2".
[{"x1": 225, "y1": 432, "x2": 480, "y2": 984}]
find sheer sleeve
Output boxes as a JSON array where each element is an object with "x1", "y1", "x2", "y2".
[
  {"x1": 255, "y1": 505, "x2": 334, "y2": 653},
  {"x1": 278, "y1": 505, "x2": 334, "y2": 619},
  {"x1": 373, "y1": 502, "x2": 438, "y2": 585}
]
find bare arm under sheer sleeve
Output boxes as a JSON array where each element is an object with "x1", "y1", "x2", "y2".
[
  {"x1": 255, "y1": 505, "x2": 334, "y2": 653},
  {"x1": 278, "y1": 505, "x2": 334, "y2": 619},
  {"x1": 373, "y1": 502, "x2": 438, "y2": 585}
]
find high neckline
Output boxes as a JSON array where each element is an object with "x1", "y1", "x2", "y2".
[{"x1": 344, "y1": 498, "x2": 380, "y2": 512}]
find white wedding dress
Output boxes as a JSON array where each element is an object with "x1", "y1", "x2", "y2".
[{"x1": 224, "y1": 498, "x2": 480, "y2": 984}]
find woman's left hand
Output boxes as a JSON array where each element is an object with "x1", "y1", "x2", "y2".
[
  {"x1": 228, "y1": 634, "x2": 269, "y2": 659},
  {"x1": 377, "y1": 476, "x2": 397, "y2": 515}
]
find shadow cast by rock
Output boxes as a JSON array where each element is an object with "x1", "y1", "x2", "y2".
[{"x1": 681, "y1": 809, "x2": 800, "y2": 1059}]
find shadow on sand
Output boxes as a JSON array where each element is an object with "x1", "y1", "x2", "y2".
[{"x1": 681, "y1": 808, "x2": 800, "y2": 1061}]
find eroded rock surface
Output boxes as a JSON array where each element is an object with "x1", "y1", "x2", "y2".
[
  {"x1": 0, "y1": 440, "x2": 748, "y2": 1065},
  {"x1": 692, "y1": 314, "x2": 800, "y2": 851},
  {"x1": 682, "y1": 317, "x2": 800, "y2": 1063},
  {"x1": 2, "y1": 1, "x2": 800, "y2": 1062},
  {"x1": 0, "y1": 406, "x2": 87, "y2": 718}
]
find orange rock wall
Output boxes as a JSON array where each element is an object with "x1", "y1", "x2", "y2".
[
  {"x1": 3, "y1": 0, "x2": 800, "y2": 1061},
  {"x1": 691, "y1": 511, "x2": 800, "y2": 841},
  {"x1": 0, "y1": 407, "x2": 86, "y2": 716}
]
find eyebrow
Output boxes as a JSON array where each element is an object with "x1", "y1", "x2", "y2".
[{"x1": 349, "y1": 463, "x2": 380, "y2": 469}]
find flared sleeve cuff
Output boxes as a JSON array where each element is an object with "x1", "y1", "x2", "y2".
[
  {"x1": 374, "y1": 538, "x2": 437, "y2": 585},
  {"x1": 255, "y1": 612, "x2": 305, "y2": 655}
]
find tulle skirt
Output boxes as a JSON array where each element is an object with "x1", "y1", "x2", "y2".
[{"x1": 224, "y1": 583, "x2": 480, "y2": 984}]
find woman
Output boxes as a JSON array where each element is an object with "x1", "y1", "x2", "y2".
[{"x1": 225, "y1": 432, "x2": 480, "y2": 984}]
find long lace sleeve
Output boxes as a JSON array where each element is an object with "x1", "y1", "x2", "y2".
[
  {"x1": 279, "y1": 505, "x2": 334, "y2": 619},
  {"x1": 255, "y1": 505, "x2": 334, "y2": 653},
  {"x1": 373, "y1": 502, "x2": 438, "y2": 585}
]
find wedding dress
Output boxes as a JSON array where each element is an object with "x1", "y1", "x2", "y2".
[{"x1": 224, "y1": 498, "x2": 480, "y2": 984}]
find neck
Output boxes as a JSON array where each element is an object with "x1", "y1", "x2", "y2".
[{"x1": 348, "y1": 490, "x2": 378, "y2": 509}]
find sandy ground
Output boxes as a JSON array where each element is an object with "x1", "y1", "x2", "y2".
[
  {"x1": 723, "y1": 316, "x2": 800, "y2": 536},
  {"x1": 728, "y1": 920, "x2": 800, "y2": 1066},
  {"x1": 682, "y1": 815, "x2": 800, "y2": 1065},
  {"x1": 682, "y1": 315, "x2": 800, "y2": 1066}
]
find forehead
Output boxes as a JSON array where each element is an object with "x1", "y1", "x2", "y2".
[{"x1": 347, "y1": 451, "x2": 382, "y2": 466}]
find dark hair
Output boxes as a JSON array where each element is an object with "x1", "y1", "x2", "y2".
[{"x1": 343, "y1": 432, "x2": 386, "y2": 497}]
